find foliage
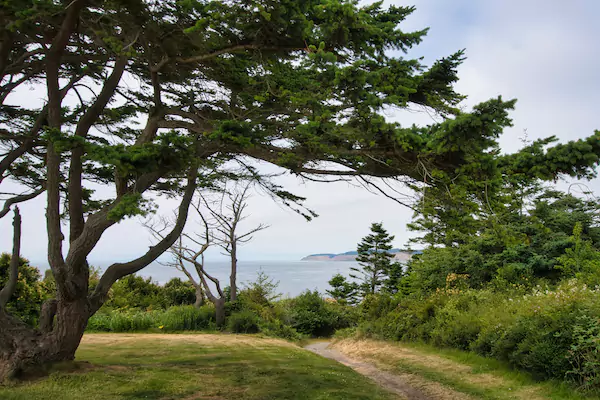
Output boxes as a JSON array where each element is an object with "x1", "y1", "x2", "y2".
[
  {"x1": 104, "y1": 275, "x2": 167, "y2": 310},
  {"x1": 351, "y1": 223, "x2": 402, "y2": 297},
  {"x1": 567, "y1": 316, "x2": 600, "y2": 390},
  {"x1": 239, "y1": 270, "x2": 282, "y2": 306},
  {"x1": 0, "y1": 253, "x2": 46, "y2": 325},
  {"x1": 405, "y1": 190, "x2": 600, "y2": 292},
  {"x1": 163, "y1": 278, "x2": 197, "y2": 307},
  {"x1": 354, "y1": 280, "x2": 600, "y2": 390},
  {"x1": 87, "y1": 305, "x2": 216, "y2": 332},
  {"x1": 227, "y1": 310, "x2": 261, "y2": 334},
  {"x1": 557, "y1": 222, "x2": 600, "y2": 287},
  {"x1": 287, "y1": 290, "x2": 358, "y2": 337},
  {"x1": 259, "y1": 319, "x2": 303, "y2": 341},
  {"x1": 326, "y1": 273, "x2": 358, "y2": 305}
]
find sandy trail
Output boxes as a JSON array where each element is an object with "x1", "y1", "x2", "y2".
[{"x1": 304, "y1": 341, "x2": 442, "y2": 400}]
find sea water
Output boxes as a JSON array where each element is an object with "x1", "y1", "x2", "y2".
[{"x1": 139, "y1": 260, "x2": 361, "y2": 298}]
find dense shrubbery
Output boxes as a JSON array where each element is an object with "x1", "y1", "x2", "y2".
[
  {"x1": 86, "y1": 274, "x2": 357, "y2": 341},
  {"x1": 227, "y1": 310, "x2": 260, "y2": 333},
  {"x1": 354, "y1": 281, "x2": 600, "y2": 388},
  {"x1": 286, "y1": 290, "x2": 358, "y2": 337}
]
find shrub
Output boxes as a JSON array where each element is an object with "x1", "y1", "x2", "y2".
[
  {"x1": 163, "y1": 278, "x2": 197, "y2": 306},
  {"x1": 228, "y1": 310, "x2": 260, "y2": 333},
  {"x1": 260, "y1": 319, "x2": 303, "y2": 341},
  {"x1": 288, "y1": 290, "x2": 357, "y2": 337},
  {"x1": 105, "y1": 275, "x2": 167, "y2": 310},
  {"x1": 359, "y1": 293, "x2": 398, "y2": 321},
  {"x1": 358, "y1": 279, "x2": 600, "y2": 389},
  {"x1": 567, "y1": 315, "x2": 600, "y2": 390}
]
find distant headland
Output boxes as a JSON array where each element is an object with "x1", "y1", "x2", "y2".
[{"x1": 301, "y1": 249, "x2": 421, "y2": 262}]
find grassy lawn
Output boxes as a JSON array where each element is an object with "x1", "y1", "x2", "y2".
[
  {"x1": 332, "y1": 339, "x2": 596, "y2": 400},
  {"x1": 0, "y1": 334, "x2": 398, "y2": 400}
]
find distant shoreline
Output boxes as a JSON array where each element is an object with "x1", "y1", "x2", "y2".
[{"x1": 301, "y1": 249, "x2": 420, "y2": 262}]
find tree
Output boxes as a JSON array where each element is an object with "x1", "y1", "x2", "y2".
[
  {"x1": 403, "y1": 188, "x2": 600, "y2": 293},
  {"x1": 326, "y1": 273, "x2": 358, "y2": 305},
  {"x1": 351, "y1": 223, "x2": 400, "y2": 297},
  {"x1": 1, "y1": 0, "x2": 599, "y2": 380},
  {"x1": 151, "y1": 185, "x2": 267, "y2": 326},
  {"x1": 204, "y1": 184, "x2": 268, "y2": 302}
]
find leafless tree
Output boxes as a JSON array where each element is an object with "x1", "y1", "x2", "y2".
[
  {"x1": 204, "y1": 184, "x2": 268, "y2": 302},
  {"x1": 149, "y1": 184, "x2": 267, "y2": 326}
]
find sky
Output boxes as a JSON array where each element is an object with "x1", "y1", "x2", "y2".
[{"x1": 1, "y1": 0, "x2": 600, "y2": 266}]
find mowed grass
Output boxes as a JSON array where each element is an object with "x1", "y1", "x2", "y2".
[
  {"x1": 332, "y1": 339, "x2": 596, "y2": 400},
  {"x1": 0, "y1": 334, "x2": 398, "y2": 400}
]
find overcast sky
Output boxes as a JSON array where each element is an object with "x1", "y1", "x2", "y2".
[{"x1": 1, "y1": 0, "x2": 599, "y2": 266}]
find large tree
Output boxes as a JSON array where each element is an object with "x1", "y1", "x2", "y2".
[{"x1": 0, "y1": 0, "x2": 599, "y2": 380}]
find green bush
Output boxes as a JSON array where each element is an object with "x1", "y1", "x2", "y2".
[
  {"x1": 359, "y1": 293, "x2": 398, "y2": 321},
  {"x1": 567, "y1": 315, "x2": 600, "y2": 390},
  {"x1": 288, "y1": 290, "x2": 357, "y2": 337},
  {"x1": 0, "y1": 253, "x2": 46, "y2": 326},
  {"x1": 260, "y1": 319, "x2": 303, "y2": 341},
  {"x1": 163, "y1": 278, "x2": 197, "y2": 307},
  {"x1": 356, "y1": 280, "x2": 600, "y2": 390},
  {"x1": 227, "y1": 310, "x2": 260, "y2": 333}
]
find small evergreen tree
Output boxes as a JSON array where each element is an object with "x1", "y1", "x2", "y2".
[
  {"x1": 326, "y1": 274, "x2": 358, "y2": 304},
  {"x1": 383, "y1": 261, "x2": 404, "y2": 295},
  {"x1": 351, "y1": 223, "x2": 400, "y2": 297}
]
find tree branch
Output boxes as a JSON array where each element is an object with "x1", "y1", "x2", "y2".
[
  {"x1": 152, "y1": 45, "x2": 302, "y2": 72},
  {"x1": 0, "y1": 187, "x2": 45, "y2": 219},
  {"x1": 89, "y1": 165, "x2": 198, "y2": 312},
  {"x1": 69, "y1": 56, "x2": 128, "y2": 242}
]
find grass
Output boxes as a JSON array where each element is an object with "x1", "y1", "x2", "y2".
[
  {"x1": 332, "y1": 339, "x2": 598, "y2": 400},
  {"x1": 0, "y1": 334, "x2": 398, "y2": 400}
]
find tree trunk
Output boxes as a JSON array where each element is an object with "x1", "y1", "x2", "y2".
[
  {"x1": 193, "y1": 287, "x2": 205, "y2": 308},
  {"x1": 0, "y1": 298, "x2": 89, "y2": 382},
  {"x1": 214, "y1": 297, "x2": 226, "y2": 328},
  {"x1": 229, "y1": 243, "x2": 237, "y2": 302}
]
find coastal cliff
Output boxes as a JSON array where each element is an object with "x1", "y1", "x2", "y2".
[{"x1": 302, "y1": 249, "x2": 419, "y2": 262}]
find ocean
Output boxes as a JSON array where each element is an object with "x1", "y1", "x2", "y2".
[{"x1": 137, "y1": 260, "x2": 360, "y2": 298}]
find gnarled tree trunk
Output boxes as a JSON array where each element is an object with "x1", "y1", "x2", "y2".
[{"x1": 0, "y1": 298, "x2": 89, "y2": 382}]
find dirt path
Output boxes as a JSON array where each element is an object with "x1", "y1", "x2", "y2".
[{"x1": 304, "y1": 341, "x2": 434, "y2": 400}]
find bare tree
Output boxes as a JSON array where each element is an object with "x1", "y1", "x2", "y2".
[
  {"x1": 149, "y1": 185, "x2": 267, "y2": 326},
  {"x1": 204, "y1": 184, "x2": 268, "y2": 302}
]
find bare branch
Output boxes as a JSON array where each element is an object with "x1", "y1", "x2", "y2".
[{"x1": 0, "y1": 187, "x2": 45, "y2": 219}]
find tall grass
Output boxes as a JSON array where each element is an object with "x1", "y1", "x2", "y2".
[{"x1": 87, "y1": 305, "x2": 216, "y2": 332}]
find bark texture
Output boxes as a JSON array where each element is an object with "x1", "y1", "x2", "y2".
[{"x1": 0, "y1": 299, "x2": 89, "y2": 382}]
